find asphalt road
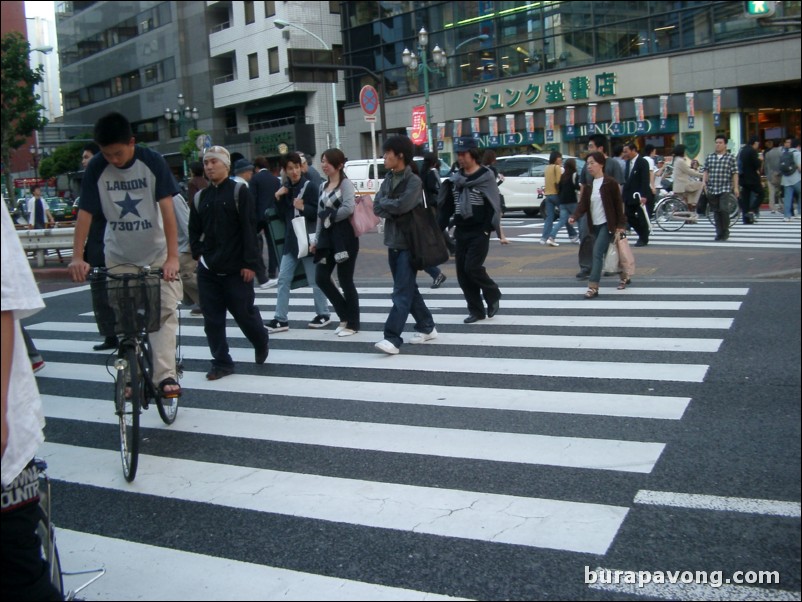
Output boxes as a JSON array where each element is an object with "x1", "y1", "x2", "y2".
[{"x1": 20, "y1": 213, "x2": 802, "y2": 601}]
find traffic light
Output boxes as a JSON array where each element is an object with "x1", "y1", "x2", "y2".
[{"x1": 744, "y1": 1, "x2": 776, "y2": 18}]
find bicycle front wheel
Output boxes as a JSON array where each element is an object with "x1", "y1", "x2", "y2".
[
  {"x1": 35, "y1": 508, "x2": 64, "y2": 598},
  {"x1": 115, "y1": 345, "x2": 141, "y2": 482},
  {"x1": 655, "y1": 197, "x2": 688, "y2": 232}
]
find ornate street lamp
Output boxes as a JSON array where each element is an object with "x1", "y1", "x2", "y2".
[
  {"x1": 403, "y1": 27, "x2": 448, "y2": 155},
  {"x1": 165, "y1": 93, "x2": 200, "y2": 176}
]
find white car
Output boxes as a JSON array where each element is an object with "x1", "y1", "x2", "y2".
[
  {"x1": 494, "y1": 153, "x2": 584, "y2": 216},
  {"x1": 344, "y1": 156, "x2": 451, "y2": 198}
]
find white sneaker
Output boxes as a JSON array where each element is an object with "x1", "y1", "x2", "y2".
[
  {"x1": 546, "y1": 238, "x2": 559, "y2": 247},
  {"x1": 570, "y1": 237, "x2": 580, "y2": 244},
  {"x1": 337, "y1": 328, "x2": 357, "y2": 337},
  {"x1": 334, "y1": 321, "x2": 347, "y2": 334},
  {"x1": 375, "y1": 339, "x2": 400, "y2": 355},
  {"x1": 410, "y1": 328, "x2": 438, "y2": 344},
  {"x1": 260, "y1": 278, "x2": 278, "y2": 289},
  {"x1": 539, "y1": 239, "x2": 547, "y2": 245}
]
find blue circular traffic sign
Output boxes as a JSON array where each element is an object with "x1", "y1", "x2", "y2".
[{"x1": 359, "y1": 85, "x2": 379, "y2": 116}]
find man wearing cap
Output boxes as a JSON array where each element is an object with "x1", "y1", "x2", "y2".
[
  {"x1": 438, "y1": 137, "x2": 505, "y2": 324},
  {"x1": 232, "y1": 157, "x2": 271, "y2": 287},
  {"x1": 189, "y1": 146, "x2": 269, "y2": 380}
]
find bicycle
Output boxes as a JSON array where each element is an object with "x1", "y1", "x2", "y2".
[
  {"x1": 33, "y1": 458, "x2": 105, "y2": 600},
  {"x1": 89, "y1": 265, "x2": 182, "y2": 482},
  {"x1": 653, "y1": 191, "x2": 739, "y2": 232}
]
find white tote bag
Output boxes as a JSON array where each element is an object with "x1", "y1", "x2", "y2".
[{"x1": 290, "y1": 181, "x2": 311, "y2": 259}]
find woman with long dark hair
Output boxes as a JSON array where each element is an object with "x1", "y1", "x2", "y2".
[
  {"x1": 311, "y1": 148, "x2": 360, "y2": 336},
  {"x1": 545, "y1": 158, "x2": 580, "y2": 245}
]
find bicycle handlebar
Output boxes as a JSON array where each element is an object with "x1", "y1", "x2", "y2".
[{"x1": 90, "y1": 266, "x2": 164, "y2": 281}]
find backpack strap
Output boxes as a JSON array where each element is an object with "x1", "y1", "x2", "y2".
[{"x1": 194, "y1": 180, "x2": 244, "y2": 213}]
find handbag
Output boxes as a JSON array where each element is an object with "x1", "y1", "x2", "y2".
[
  {"x1": 292, "y1": 212, "x2": 309, "y2": 259},
  {"x1": 603, "y1": 239, "x2": 619, "y2": 274},
  {"x1": 616, "y1": 231, "x2": 635, "y2": 278},
  {"x1": 396, "y1": 196, "x2": 449, "y2": 271},
  {"x1": 349, "y1": 195, "x2": 381, "y2": 236}
]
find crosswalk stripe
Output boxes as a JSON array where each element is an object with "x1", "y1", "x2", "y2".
[
  {"x1": 634, "y1": 490, "x2": 801, "y2": 518},
  {"x1": 41, "y1": 442, "x2": 630, "y2": 555},
  {"x1": 56, "y1": 528, "x2": 468, "y2": 601},
  {"x1": 29, "y1": 322, "x2": 723, "y2": 352},
  {"x1": 37, "y1": 363, "x2": 691, "y2": 420},
  {"x1": 339, "y1": 287, "x2": 750, "y2": 297},
  {"x1": 42, "y1": 394, "x2": 666, "y2": 473},
  {"x1": 75, "y1": 312, "x2": 736, "y2": 330},
  {"x1": 34, "y1": 339, "x2": 711, "y2": 382}
]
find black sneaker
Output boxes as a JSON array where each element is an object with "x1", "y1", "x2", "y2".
[
  {"x1": 206, "y1": 366, "x2": 234, "y2": 381},
  {"x1": 308, "y1": 315, "x2": 331, "y2": 328},
  {"x1": 255, "y1": 342, "x2": 269, "y2": 365},
  {"x1": 266, "y1": 319, "x2": 289, "y2": 333},
  {"x1": 432, "y1": 273, "x2": 447, "y2": 289}
]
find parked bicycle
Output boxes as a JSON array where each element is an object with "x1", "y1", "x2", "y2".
[
  {"x1": 89, "y1": 265, "x2": 182, "y2": 481},
  {"x1": 34, "y1": 458, "x2": 105, "y2": 600}
]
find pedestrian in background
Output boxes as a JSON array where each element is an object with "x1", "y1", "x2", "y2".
[
  {"x1": 738, "y1": 135, "x2": 762, "y2": 223},
  {"x1": 763, "y1": 140, "x2": 782, "y2": 214},
  {"x1": 189, "y1": 146, "x2": 269, "y2": 380},
  {"x1": 372, "y1": 136, "x2": 436, "y2": 354},
  {"x1": 621, "y1": 142, "x2": 651, "y2": 247},
  {"x1": 266, "y1": 152, "x2": 332, "y2": 334},
  {"x1": 702, "y1": 135, "x2": 739, "y2": 241},
  {"x1": 26, "y1": 186, "x2": 53, "y2": 230},
  {"x1": 670, "y1": 144, "x2": 704, "y2": 211},
  {"x1": 781, "y1": 137, "x2": 801, "y2": 221},
  {"x1": 420, "y1": 152, "x2": 447, "y2": 289},
  {"x1": 546, "y1": 158, "x2": 580, "y2": 245},
  {"x1": 542, "y1": 151, "x2": 563, "y2": 246},
  {"x1": 251, "y1": 156, "x2": 280, "y2": 288},
  {"x1": 569, "y1": 152, "x2": 628, "y2": 298},
  {"x1": 312, "y1": 149, "x2": 360, "y2": 336},
  {"x1": 438, "y1": 136, "x2": 505, "y2": 324},
  {"x1": 172, "y1": 193, "x2": 201, "y2": 316}
]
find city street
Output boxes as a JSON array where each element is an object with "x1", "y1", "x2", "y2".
[{"x1": 23, "y1": 214, "x2": 802, "y2": 601}]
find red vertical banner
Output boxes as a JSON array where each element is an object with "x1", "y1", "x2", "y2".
[
  {"x1": 453, "y1": 119, "x2": 462, "y2": 138},
  {"x1": 471, "y1": 117, "x2": 481, "y2": 136},
  {"x1": 411, "y1": 105, "x2": 427, "y2": 144},
  {"x1": 587, "y1": 103, "x2": 597, "y2": 134}
]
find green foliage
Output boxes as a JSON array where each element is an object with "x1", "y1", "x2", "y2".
[
  {"x1": 180, "y1": 129, "x2": 208, "y2": 161},
  {"x1": 38, "y1": 142, "x2": 86, "y2": 179},
  {"x1": 1, "y1": 32, "x2": 47, "y2": 199}
]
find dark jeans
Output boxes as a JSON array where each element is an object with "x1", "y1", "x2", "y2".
[
  {"x1": 625, "y1": 202, "x2": 650, "y2": 243},
  {"x1": 455, "y1": 228, "x2": 501, "y2": 318},
  {"x1": 707, "y1": 192, "x2": 732, "y2": 239},
  {"x1": 383, "y1": 249, "x2": 434, "y2": 348},
  {"x1": 740, "y1": 182, "x2": 763, "y2": 219},
  {"x1": 316, "y1": 250, "x2": 360, "y2": 330},
  {"x1": 197, "y1": 265, "x2": 267, "y2": 369}
]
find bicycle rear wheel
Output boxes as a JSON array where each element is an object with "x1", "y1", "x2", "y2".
[
  {"x1": 115, "y1": 345, "x2": 140, "y2": 482},
  {"x1": 655, "y1": 197, "x2": 688, "y2": 232},
  {"x1": 36, "y1": 477, "x2": 64, "y2": 598}
]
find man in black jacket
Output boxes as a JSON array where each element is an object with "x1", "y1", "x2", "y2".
[
  {"x1": 738, "y1": 136, "x2": 762, "y2": 223},
  {"x1": 622, "y1": 142, "x2": 652, "y2": 247},
  {"x1": 189, "y1": 146, "x2": 269, "y2": 380}
]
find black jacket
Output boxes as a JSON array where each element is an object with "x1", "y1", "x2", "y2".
[
  {"x1": 622, "y1": 154, "x2": 651, "y2": 205},
  {"x1": 189, "y1": 178, "x2": 259, "y2": 274}
]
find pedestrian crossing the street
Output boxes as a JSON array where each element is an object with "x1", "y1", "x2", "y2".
[
  {"x1": 503, "y1": 213, "x2": 802, "y2": 250},
  {"x1": 27, "y1": 284, "x2": 800, "y2": 600}
]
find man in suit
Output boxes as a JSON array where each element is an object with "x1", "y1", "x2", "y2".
[{"x1": 621, "y1": 142, "x2": 651, "y2": 247}]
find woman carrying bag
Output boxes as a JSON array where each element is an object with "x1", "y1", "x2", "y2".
[
  {"x1": 568, "y1": 152, "x2": 628, "y2": 298},
  {"x1": 311, "y1": 149, "x2": 361, "y2": 337},
  {"x1": 545, "y1": 158, "x2": 581, "y2": 245}
]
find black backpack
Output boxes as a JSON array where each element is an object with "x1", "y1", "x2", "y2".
[{"x1": 779, "y1": 150, "x2": 797, "y2": 177}]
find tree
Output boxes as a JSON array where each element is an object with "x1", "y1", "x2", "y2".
[
  {"x1": 180, "y1": 128, "x2": 209, "y2": 163},
  {"x1": 38, "y1": 142, "x2": 86, "y2": 180},
  {"x1": 1, "y1": 32, "x2": 47, "y2": 201}
]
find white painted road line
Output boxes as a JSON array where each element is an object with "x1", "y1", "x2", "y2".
[
  {"x1": 42, "y1": 442, "x2": 630, "y2": 555},
  {"x1": 30, "y1": 322, "x2": 724, "y2": 352},
  {"x1": 57, "y1": 528, "x2": 467, "y2": 601},
  {"x1": 634, "y1": 490, "x2": 802, "y2": 518},
  {"x1": 42, "y1": 394, "x2": 666, "y2": 473},
  {"x1": 34, "y1": 339, "x2": 711, "y2": 382},
  {"x1": 37, "y1": 362, "x2": 692, "y2": 420}
]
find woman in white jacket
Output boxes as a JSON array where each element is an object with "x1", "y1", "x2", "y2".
[{"x1": 670, "y1": 144, "x2": 704, "y2": 208}]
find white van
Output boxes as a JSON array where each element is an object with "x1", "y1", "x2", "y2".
[{"x1": 345, "y1": 157, "x2": 451, "y2": 198}]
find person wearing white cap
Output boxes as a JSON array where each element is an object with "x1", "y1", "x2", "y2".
[{"x1": 189, "y1": 146, "x2": 269, "y2": 380}]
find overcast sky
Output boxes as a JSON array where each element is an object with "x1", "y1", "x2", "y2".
[{"x1": 25, "y1": 1, "x2": 55, "y2": 19}]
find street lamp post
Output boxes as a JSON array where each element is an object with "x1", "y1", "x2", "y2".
[
  {"x1": 30, "y1": 145, "x2": 41, "y2": 181},
  {"x1": 403, "y1": 28, "x2": 447, "y2": 156},
  {"x1": 274, "y1": 19, "x2": 340, "y2": 150},
  {"x1": 164, "y1": 93, "x2": 199, "y2": 176}
]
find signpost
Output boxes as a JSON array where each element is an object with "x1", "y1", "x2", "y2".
[{"x1": 360, "y1": 85, "x2": 380, "y2": 192}]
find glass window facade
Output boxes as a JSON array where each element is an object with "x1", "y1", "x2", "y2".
[{"x1": 340, "y1": 0, "x2": 799, "y2": 104}]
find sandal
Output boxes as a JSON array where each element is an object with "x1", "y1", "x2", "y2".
[
  {"x1": 584, "y1": 287, "x2": 599, "y2": 299},
  {"x1": 158, "y1": 377, "x2": 182, "y2": 399},
  {"x1": 617, "y1": 278, "x2": 631, "y2": 290}
]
